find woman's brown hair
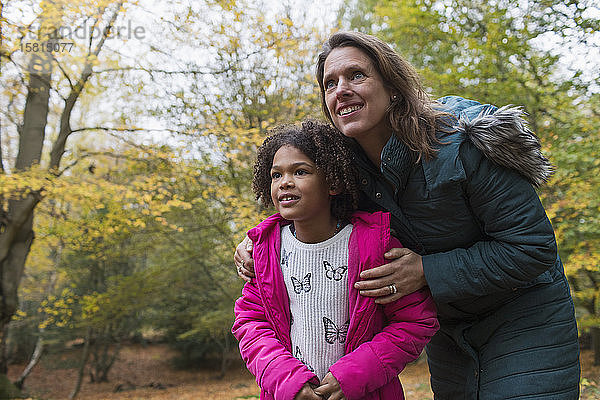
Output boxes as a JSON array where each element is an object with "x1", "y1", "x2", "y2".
[{"x1": 316, "y1": 31, "x2": 449, "y2": 161}]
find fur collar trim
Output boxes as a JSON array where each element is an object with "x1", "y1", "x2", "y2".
[{"x1": 458, "y1": 105, "x2": 554, "y2": 187}]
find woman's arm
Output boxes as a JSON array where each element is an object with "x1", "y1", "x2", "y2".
[
  {"x1": 421, "y1": 140, "x2": 558, "y2": 303},
  {"x1": 232, "y1": 281, "x2": 318, "y2": 399},
  {"x1": 355, "y1": 139, "x2": 558, "y2": 305},
  {"x1": 326, "y1": 288, "x2": 439, "y2": 399}
]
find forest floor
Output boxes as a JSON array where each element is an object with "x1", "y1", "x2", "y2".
[{"x1": 7, "y1": 344, "x2": 600, "y2": 400}]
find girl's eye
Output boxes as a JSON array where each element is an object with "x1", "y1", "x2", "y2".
[
  {"x1": 271, "y1": 172, "x2": 281, "y2": 179},
  {"x1": 295, "y1": 170, "x2": 308, "y2": 176},
  {"x1": 325, "y1": 80, "x2": 336, "y2": 90},
  {"x1": 352, "y1": 71, "x2": 365, "y2": 80}
]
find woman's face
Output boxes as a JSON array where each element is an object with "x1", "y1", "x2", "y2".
[{"x1": 322, "y1": 46, "x2": 392, "y2": 143}]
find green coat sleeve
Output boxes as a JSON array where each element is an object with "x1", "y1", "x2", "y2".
[{"x1": 422, "y1": 140, "x2": 558, "y2": 303}]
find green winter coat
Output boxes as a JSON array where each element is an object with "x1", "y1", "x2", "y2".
[{"x1": 354, "y1": 96, "x2": 580, "y2": 399}]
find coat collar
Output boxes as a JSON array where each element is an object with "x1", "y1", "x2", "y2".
[
  {"x1": 352, "y1": 96, "x2": 553, "y2": 193},
  {"x1": 351, "y1": 135, "x2": 415, "y2": 192},
  {"x1": 248, "y1": 211, "x2": 389, "y2": 242},
  {"x1": 422, "y1": 128, "x2": 467, "y2": 192}
]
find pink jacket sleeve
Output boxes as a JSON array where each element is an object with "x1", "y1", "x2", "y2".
[
  {"x1": 330, "y1": 288, "x2": 438, "y2": 399},
  {"x1": 232, "y1": 281, "x2": 319, "y2": 399}
]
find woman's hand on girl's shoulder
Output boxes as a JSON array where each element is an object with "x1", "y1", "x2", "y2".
[
  {"x1": 354, "y1": 247, "x2": 426, "y2": 304},
  {"x1": 234, "y1": 235, "x2": 255, "y2": 282}
]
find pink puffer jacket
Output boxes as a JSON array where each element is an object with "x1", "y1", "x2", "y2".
[{"x1": 232, "y1": 211, "x2": 439, "y2": 399}]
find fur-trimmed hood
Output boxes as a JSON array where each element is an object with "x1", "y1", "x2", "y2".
[{"x1": 438, "y1": 96, "x2": 554, "y2": 187}]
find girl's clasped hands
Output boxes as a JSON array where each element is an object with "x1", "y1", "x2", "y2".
[{"x1": 295, "y1": 373, "x2": 346, "y2": 400}]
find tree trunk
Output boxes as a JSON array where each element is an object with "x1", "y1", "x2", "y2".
[
  {"x1": 69, "y1": 328, "x2": 92, "y2": 400},
  {"x1": 14, "y1": 334, "x2": 43, "y2": 390},
  {"x1": 14, "y1": 53, "x2": 52, "y2": 170},
  {"x1": 12, "y1": 250, "x2": 57, "y2": 390},
  {"x1": 0, "y1": 324, "x2": 9, "y2": 378},
  {"x1": 592, "y1": 326, "x2": 600, "y2": 366},
  {"x1": 97, "y1": 342, "x2": 120, "y2": 383},
  {"x1": 0, "y1": 214, "x2": 35, "y2": 374},
  {"x1": 0, "y1": 43, "x2": 52, "y2": 374},
  {"x1": 218, "y1": 335, "x2": 231, "y2": 379},
  {"x1": 89, "y1": 332, "x2": 121, "y2": 383},
  {"x1": 0, "y1": 0, "x2": 122, "y2": 378},
  {"x1": 0, "y1": 0, "x2": 124, "y2": 387}
]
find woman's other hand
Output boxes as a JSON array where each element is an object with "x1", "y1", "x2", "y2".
[
  {"x1": 234, "y1": 235, "x2": 255, "y2": 282},
  {"x1": 354, "y1": 247, "x2": 426, "y2": 304}
]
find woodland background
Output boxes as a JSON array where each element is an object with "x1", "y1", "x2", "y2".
[{"x1": 0, "y1": 0, "x2": 599, "y2": 399}]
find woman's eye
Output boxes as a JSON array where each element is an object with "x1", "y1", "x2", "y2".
[
  {"x1": 271, "y1": 172, "x2": 281, "y2": 179},
  {"x1": 295, "y1": 170, "x2": 308, "y2": 176},
  {"x1": 325, "y1": 80, "x2": 336, "y2": 90},
  {"x1": 352, "y1": 72, "x2": 365, "y2": 80}
]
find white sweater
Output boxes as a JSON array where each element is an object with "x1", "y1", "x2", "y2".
[{"x1": 280, "y1": 223, "x2": 353, "y2": 379}]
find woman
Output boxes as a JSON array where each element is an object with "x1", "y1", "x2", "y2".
[{"x1": 235, "y1": 31, "x2": 580, "y2": 399}]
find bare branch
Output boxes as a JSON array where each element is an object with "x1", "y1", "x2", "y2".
[
  {"x1": 0, "y1": 145, "x2": 4, "y2": 177},
  {"x1": 92, "y1": 45, "x2": 269, "y2": 77},
  {"x1": 0, "y1": 123, "x2": 5, "y2": 174},
  {"x1": 91, "y1": 3, "x2": 124, "y2": 59},
  {"x1": 70, "y1": 126, "x2": 194, "y2": 135},
  {"x1": 0, "y1": 52, "x2": 27, "y2": 87},
  {"x1": 88, "y1": 14, "x2": 99, "y2": 55},
  {"x1": 54, "y1": 149, "x2": 173, "y2": 177},
  {"x1": 49, "y1": 3, "x2": 124, "y2": 171},
  {"x1": 69, "y1": 126, "x2": 197, "y2": 157},
  {"x1": 92, "y1": 66, "x2": 233, "y2": 76},
  {"x1": 51, "y1": 54, "x2": 75, "y2": 91}
]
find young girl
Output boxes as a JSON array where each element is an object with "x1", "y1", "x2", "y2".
[{"x1": 232, "y1": 120, "x2": 439, "y2": 400}]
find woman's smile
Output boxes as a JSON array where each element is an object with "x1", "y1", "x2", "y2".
[{"x1": 337, "y1": 103, "x2": 364, "y2": 117}]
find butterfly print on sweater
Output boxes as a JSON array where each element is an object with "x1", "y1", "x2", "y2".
[
  {"x1": 323, "y1": 261, "x2": 348, "y2": 281},
  {"x1": 294, "y1": 346, "x2": 315, "y2": 372},
  {"x1": 291, "y1": 273, "x2": 312, "y2": 294},
  {"x1": 322, "y1": 317, "x2": 350, "y2": 344},
  {"x1": 281, "y1": 248, "x2": 292, "y2": 268}
]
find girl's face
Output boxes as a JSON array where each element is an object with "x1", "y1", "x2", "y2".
[
  {"x1": 270, "y1": 145, "x2": 335, "y2": 224},
  {"x1": 322, "y1": 46, "x2": 392, "y2": 143}
]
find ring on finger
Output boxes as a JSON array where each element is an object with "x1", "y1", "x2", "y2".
[{"x1": 388, "y1": 283, "x2": 397, "y2": 295}]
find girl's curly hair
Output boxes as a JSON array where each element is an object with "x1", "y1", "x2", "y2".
[{"x1": 252, "y1": 120, "x2": 359, "y2": 222}]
